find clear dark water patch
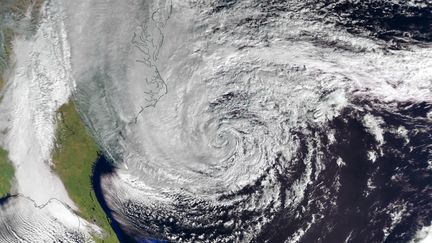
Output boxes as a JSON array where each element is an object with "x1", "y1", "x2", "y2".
[{"x1": 92, "y1": 155, "x2": 138, "y2": 243}]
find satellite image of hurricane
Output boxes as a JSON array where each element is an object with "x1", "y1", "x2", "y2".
[{"x1": 0, "y1": 0, "x2": 431, "y2": 242}]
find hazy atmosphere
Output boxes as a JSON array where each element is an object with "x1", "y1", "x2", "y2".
[{"x1": 0, "y1": 0, "x2": 431, "y2": 242}]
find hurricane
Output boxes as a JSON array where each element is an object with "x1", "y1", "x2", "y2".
[
  {"x1": 0, "y1": 0, "x2": 430, "y2": 242},
  {"x1": 56, "y1": 0, "x2": 432, "y2": 242}
]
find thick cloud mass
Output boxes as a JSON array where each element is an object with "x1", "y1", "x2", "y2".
[{"x1": 61, "y1": 0, "x2": 432, "y2": 242}]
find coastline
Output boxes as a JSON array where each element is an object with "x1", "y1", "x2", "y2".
[{"x1": 92, "y1": 154, "x2": 136, "y2": 243}]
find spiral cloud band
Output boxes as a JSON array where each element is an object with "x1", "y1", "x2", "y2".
[{"x1": 61, "y1": 0, "x2": 432, "y2": 242}]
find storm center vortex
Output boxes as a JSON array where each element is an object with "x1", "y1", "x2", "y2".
[{"x1": 64, "y1": 0, "x2": 432, "y2": 242}]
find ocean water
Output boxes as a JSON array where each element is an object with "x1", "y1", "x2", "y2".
[{"x1": 0, "y1": 0, "x2": 431, "y2": 242}]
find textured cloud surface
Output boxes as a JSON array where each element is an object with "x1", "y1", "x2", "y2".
[
  {"x1": 0, "y1": 0, "x2": 431, "y2": 242},
  {"x1": 63, "y1": 0, "x2": 432, "y2": 242}
]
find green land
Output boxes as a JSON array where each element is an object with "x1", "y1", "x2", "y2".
[
  {"x1": 53, "y1": 102, "x2": 119, "y2": 243},
  {"x1": 0, "y1": 27, "x2": 14, "y2": 91},
  {"x1": 0, "y1": 148, "x2": 14, "y2": 198},
  {"x1": 0, "y1": 4, "x2": 20, "y2": 198},
  {"x1": 0, "y1": 2, "x2": 118, "y2": 241}
]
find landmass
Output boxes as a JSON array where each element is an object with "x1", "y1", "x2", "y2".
[
  {"x1": 53, "y1": 102, "x2": 119, "y2": 243},
  {"x1": 0, "y1": 148, "x2": 14, "y2": 198}
]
